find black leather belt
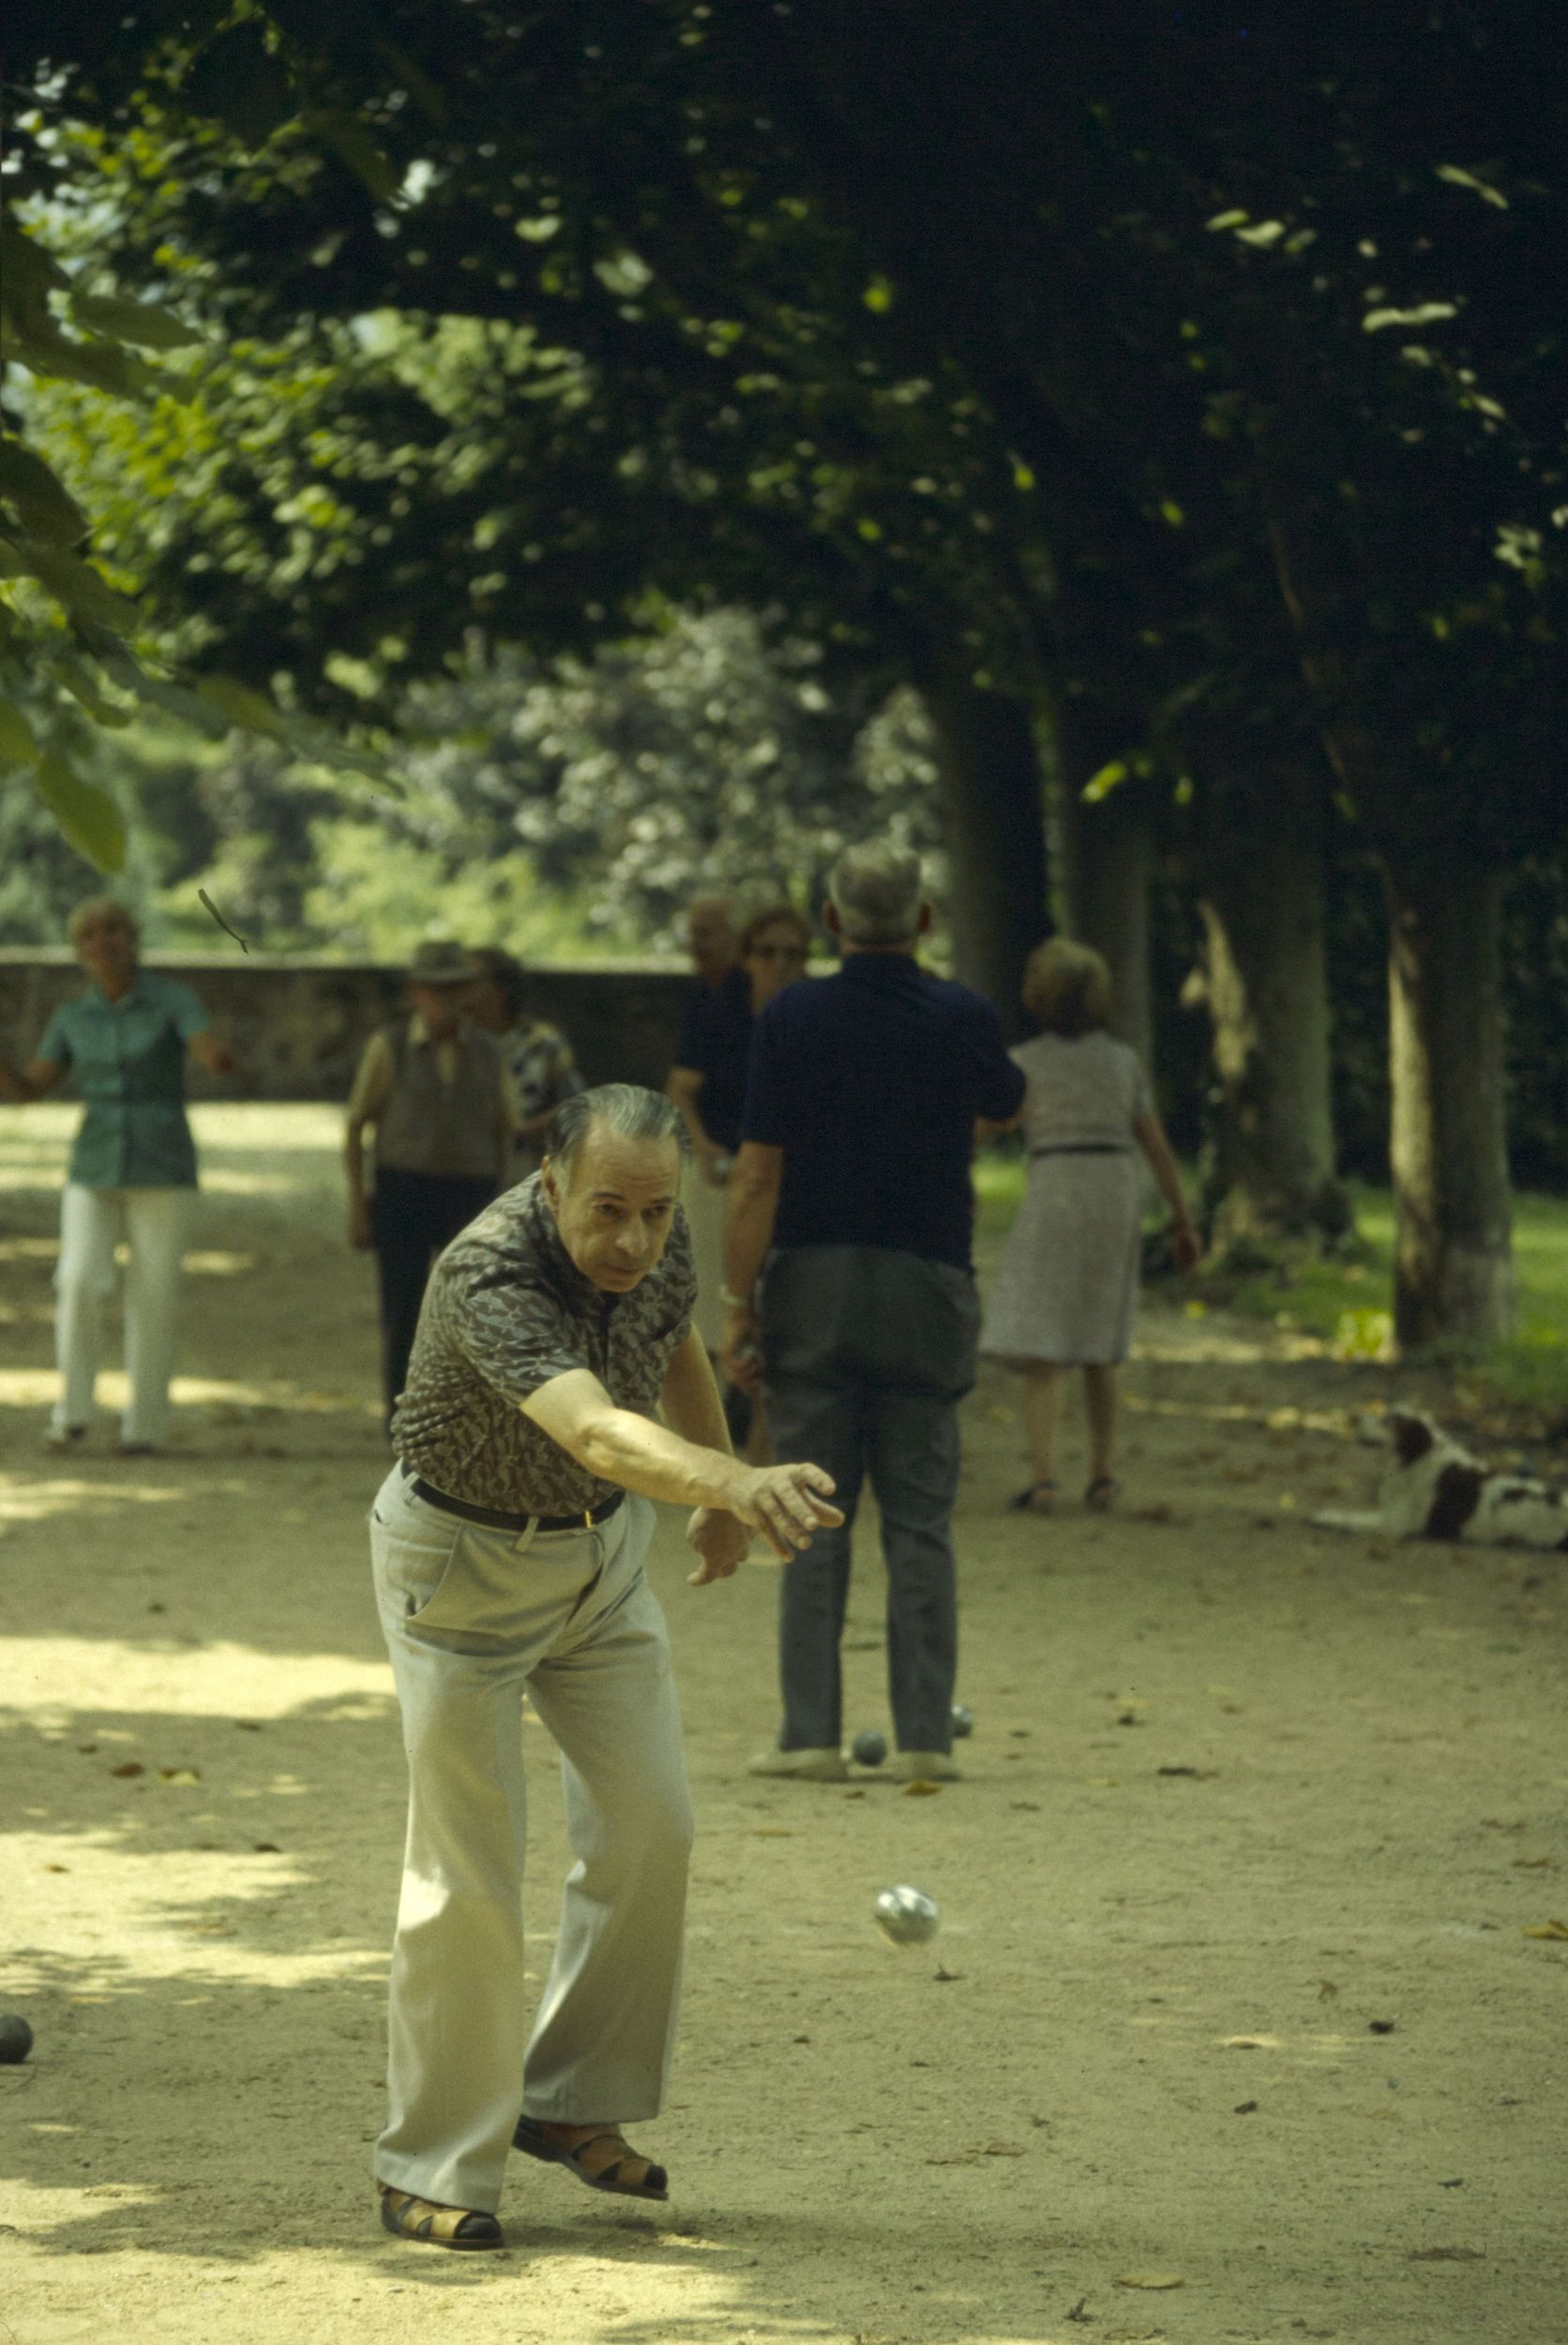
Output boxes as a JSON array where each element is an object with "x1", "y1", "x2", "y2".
[
  {"x1": 1030, "y1": 1143, "x2": 1132, "y2": 1157},
  {"x1": 402, "y1": 1467, "x2": 626, "y2": 1536}
]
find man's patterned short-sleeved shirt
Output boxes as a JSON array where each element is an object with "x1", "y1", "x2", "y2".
[{"x1": 392, "y1": 1172, "x2": 696, "y2": 1515}]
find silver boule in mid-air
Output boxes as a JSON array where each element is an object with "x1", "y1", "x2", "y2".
[{"x1": 873, "y1": 1884, "x2": 940, "y2": 1945}]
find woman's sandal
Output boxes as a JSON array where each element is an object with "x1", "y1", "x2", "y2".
[
  {"x1": 512, "y1": 2115, "x2": 669, "y2": 2201},
  {"x1": 1085, "y1": 1476, "x2": 1120, "y2": 1513},
  {"x1": 1006, "y1": 1478, "x2": 1058, "y2": 1516},
  {"x1": 378, "y1": 2183, "x2": 502, "y2": 2250}
]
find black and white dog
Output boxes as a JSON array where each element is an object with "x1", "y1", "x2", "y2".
[{"x1": 1314, "y1": 1409, "x2": 1568, "y2": 1551}]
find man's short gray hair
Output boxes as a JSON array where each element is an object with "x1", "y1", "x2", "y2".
[
  {"x1": 545, "y1": 1084, "x2": 691, "y2": 1183},
  {"x1": 829, "y1": 842, "x2": 925, "y2": 946}
]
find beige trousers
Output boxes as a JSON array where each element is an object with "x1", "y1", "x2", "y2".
[{"x1": 369, "y1": 1469, "x2": 694, "y2": 2214}]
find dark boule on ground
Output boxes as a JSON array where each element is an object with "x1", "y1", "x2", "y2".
[
  {"x1": 0, "y1": 2015, "x2": 34, "y2": 2063},
  {"x1": 851, "y1": 1728, "x2": 888, "y2": 1766}
]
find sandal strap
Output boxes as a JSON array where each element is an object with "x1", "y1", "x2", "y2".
[
  {"x1": 380, "y1": 2185, "x2": 500, "y2": 2247},
  {"x1": 568, "y1": 2130, "x2": 663, "y2": 2192}
]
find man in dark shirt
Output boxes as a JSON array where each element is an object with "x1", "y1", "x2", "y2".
[
  {"x1": 369, "y1": 1084, "x2": 840, "y2": 2251},
  {"x1": 720, "y1": 845, "x2": 1026, "y2": 1783}
]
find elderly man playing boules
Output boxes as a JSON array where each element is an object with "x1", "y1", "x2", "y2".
[
  {"x1": 720, "y1": 845, "x2": 1025, "y2": 1784},
  {"x1": 370, "y1": 1082, "x2": 841, "y2": 2250}
]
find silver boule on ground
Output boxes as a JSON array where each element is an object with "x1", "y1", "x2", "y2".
[{"x1": 873, "y1": 1884, "x2": 940, "y2": 1945}]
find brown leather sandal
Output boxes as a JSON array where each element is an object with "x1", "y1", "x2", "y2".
[
  {"x1": 378, "y1": 2183, "x2": 502, "y2": 2249},
  {"x1": 512, "y1": 2115, "x2": 668, "y2": 2200}
]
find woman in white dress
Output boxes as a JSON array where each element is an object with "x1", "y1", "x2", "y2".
[{"x1": 980, "y1": 940, "x2": 1199, "y2": 1514}]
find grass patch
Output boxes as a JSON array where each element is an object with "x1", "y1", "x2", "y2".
[{"x1": 973, "y1": 1149, "x2": 1568, "y2": 1417}]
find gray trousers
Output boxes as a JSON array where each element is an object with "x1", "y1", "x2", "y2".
[
  {"x1": 369, "y1": 1469, "x2": 694, "y2": 2214},
  {"x1": 761, "y1": 1246, "x2": 980, "y2": 1754}
]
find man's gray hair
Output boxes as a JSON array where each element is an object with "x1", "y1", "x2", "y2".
[
  {"x1": 545, "y1": 1083, "x2": 691, "y2": 1182},
  {"x1": 829, "y1": 842, "x2": 925, "y2": 946}
]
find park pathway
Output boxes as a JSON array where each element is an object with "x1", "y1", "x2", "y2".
[{"x1": 1, "y1": 1105, "x2": 1564, "y2": 2345}]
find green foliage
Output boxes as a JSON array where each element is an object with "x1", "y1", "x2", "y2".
[{"x1": 0, "y1": 604, "x2": 942, "y2": 959}]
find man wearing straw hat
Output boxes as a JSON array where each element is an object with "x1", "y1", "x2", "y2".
[{"x1": 345, "y1": 939, "x2": 517, "y2": 1422}]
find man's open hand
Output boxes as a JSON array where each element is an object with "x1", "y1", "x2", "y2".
[
  {"x1": 685, "y1": 1506, "x2": 752, "y2": 1585},
  {"x1": 729, "y1": 1460, "x2": 843, "y2": 1560}
]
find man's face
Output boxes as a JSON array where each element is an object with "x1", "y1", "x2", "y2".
[
  {"x1": 406, "y1": 980, "x2": 470, "y2": 1037},
  {"x1": 686, "y1": 904, "x2": 736, "y2": 980},
  {"x1": 543, "y1": 1123, "x2": 683, "y2": 1293}
]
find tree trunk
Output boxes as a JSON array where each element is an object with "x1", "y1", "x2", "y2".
[
  {"x1": 917, "y1": 651, "x2": 1048, "y2": 1033},
  {"x1": 1196, "y1": 818, "x2": 1349, "y2": 1240},
  {"x1": 1057, "y1": 779, "x2": 1154, "y2": 1068},
  {"x1": 1383, "y1": 847, "x2": 1515, "y2": 1349}
]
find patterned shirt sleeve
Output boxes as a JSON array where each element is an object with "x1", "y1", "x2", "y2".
[
  {"x1": 545, "y1": 1027, "x2": 584, "y2": 1109},
  {"x1": 445, "y1": 1260, "x2": 594, "y2": 1406}
]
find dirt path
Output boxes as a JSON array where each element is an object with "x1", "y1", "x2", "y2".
[{"x1": 2, "y1": 1105, "x2": 1564, "y2": 2345}]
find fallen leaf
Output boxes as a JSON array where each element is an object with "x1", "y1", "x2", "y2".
[
  {"x1": 1368, "y1": 2019, "x2": 1396, "y2": 2035},
  {"x1": 980, "y1": 2141, "x2": 1026, "y2": 2156},
  {"x1": 1522, "y1": 1918, "x2": 1568, "y2": 1941},
  {"x1": 1115, "y1": 2270, "x2": 1185, "y2": 2290},
  {"x1": 1409, "y1": 2247, "x2": 1484, "y2": 2262},
  {"x1": 903, "y1": 1779, "x2": 943, "y2": 1797},
  {"x1": 842, "y1": 1788, "x2": 867, "y2": 1801},
  {"x1": 1512, "y1": 1855, "x2": 1556, "y2": 1869},
  {"x1": 1010, "y1": 1800, "x2": 1043, "y2": 1812},
  {"x1": 44, "y1": 1862, "x2": 69, "y2": 1874},
  {"x1": 1083, "y1": 1776, "x2": 1122, "y2": 1788},
  {"x1": 251, "y1": 1841, "x2": 281, "y2": 1853},
  {"x1": 158, "y1": 1767, "x2": 202, "y2": 1787},
  {"x1": 233, "y1": 1719, "x2": 264, "y2": 1732},
  {"x1": 110, "y1": 1762, "x2": 145, "y2": 1778},
  {"x1": 752, "y1": 1826, "x2": 794, "y2": 1838},
  {"x1": 1233, "y1": 2098, "x2": 1259, "y2": 2113}
]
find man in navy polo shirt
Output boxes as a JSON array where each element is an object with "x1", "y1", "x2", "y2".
[{"x1": 719, "y1": 843, "x2": 1026, "y2": 1781}]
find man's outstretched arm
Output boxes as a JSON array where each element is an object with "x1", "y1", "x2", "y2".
[{"x1": 520, "y1": 1361, "x2": 840, "y2": 1559}]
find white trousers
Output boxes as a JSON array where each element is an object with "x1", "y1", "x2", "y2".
[
  {"x1": 53, "y1": 1184, "x2": 194, "y2": 1445},
  {"x1": 369, "y1": 1470, "x2": 694, "y2": 2215}
]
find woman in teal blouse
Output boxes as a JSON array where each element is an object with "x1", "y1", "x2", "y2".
[{"x1": 0, "y1": 897, "x2": 234, "y2": 1454}]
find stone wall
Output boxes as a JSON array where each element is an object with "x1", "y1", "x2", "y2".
[{"x1": 0, "y1": 951, "x2": 694, "y2": 1102}]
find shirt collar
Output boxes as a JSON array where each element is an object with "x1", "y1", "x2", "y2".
[
  {"x1": 93, "y1": 972, "x2": 150, "y2": 1011},
  {"x1": 409, "y1": 1010, "x2": 464, "y2": 1047},
  {"x1": 838, "y1": 950, "x2": 922, "y2": 984}
]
